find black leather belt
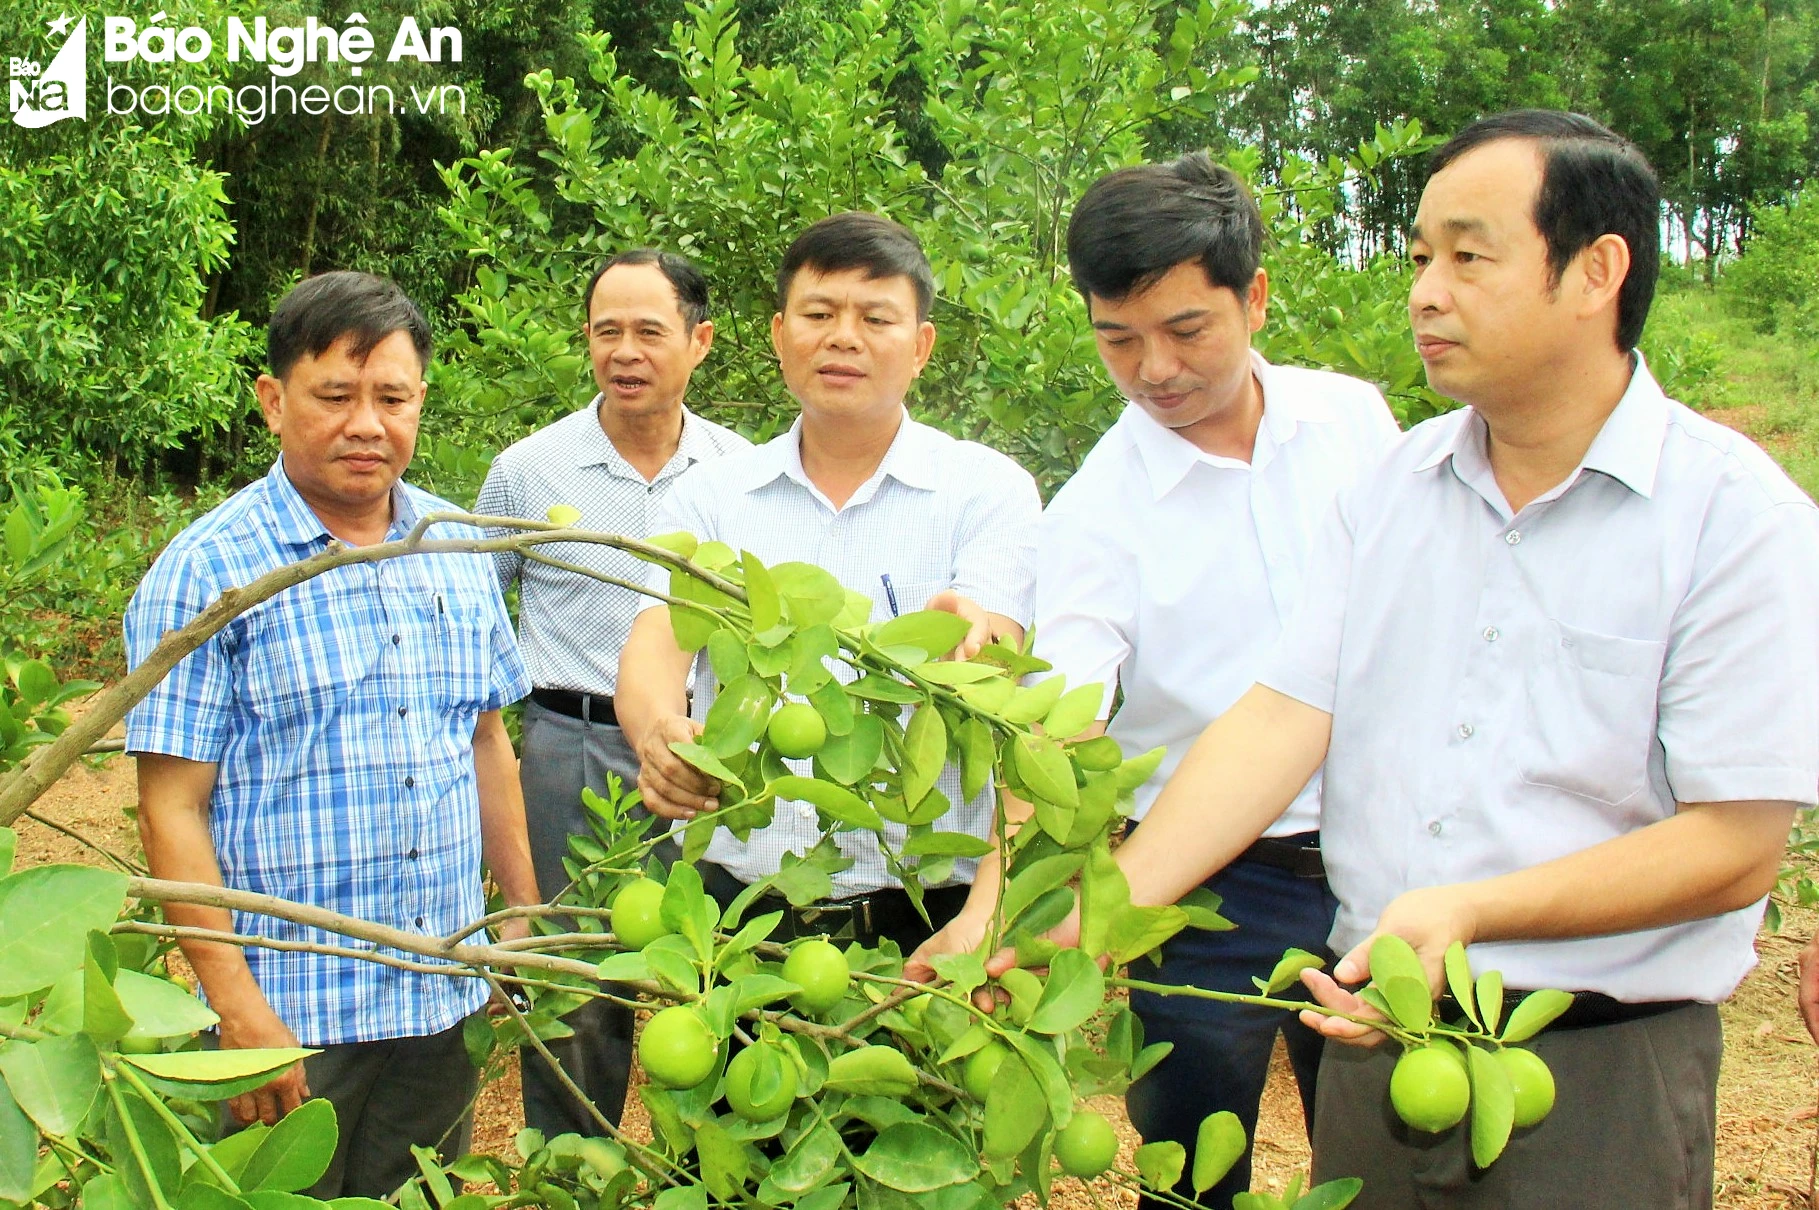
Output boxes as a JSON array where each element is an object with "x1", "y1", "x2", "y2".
[
  {"x1": 530, "y1": 687, "x2": 616, "y2": 724},
  {"x1": 1235, "y1": 832, "x2": 1326, "y2": 879},
  {"x1": 699, "y1": 862, "x2": 970, "y2": 948},
  {"x1": 1440, "y1": 989, "x2": 1694, "y2": 1032}
]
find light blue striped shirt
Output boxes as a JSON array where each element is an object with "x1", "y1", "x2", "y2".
[{"x1": 125, "y1": 459, "x2": 530, "y2": 1046}]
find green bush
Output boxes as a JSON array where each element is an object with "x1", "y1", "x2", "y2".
[{"x1": 1724, "y1": 184, "x2": 1819, "y2": 340}]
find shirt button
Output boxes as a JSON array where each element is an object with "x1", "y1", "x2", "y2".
[
  {"x1": 1505, "y1": 531, "x2": 1522, "y2": 545},
  {"x1": 397, "y1": 705, "x2": 408, "y2": 717},
  {"x1": 407, "y1": 848, "x2": 419, "y2": 860},
  {"x1": 1482, "y1": 626, "x2": 1500, "y2": 642},
  {"x1": 391, "y1": 634, "x2": 401, "y2": 645},
  {"x1": 415, "y1": 916, "x2": 425, "y2": 928},
  {"x1": 1428, "y1": 821, "x2": 1443, "y2": 836},
  {"x1": 1457, "y1": 723, "x2": 1474, "y2": 739},
  {"x1": 404, "y1": 776, "x2": 415, "y2": 788}
]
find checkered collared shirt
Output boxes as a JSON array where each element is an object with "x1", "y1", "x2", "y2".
[
  {"x1": 642, "y1": 413, "x2": 1041, "y2": 895},
  {"x1": 125, "y1": 459, "x2": 530, "y2": 1046},
  {"x1": 475, "y1": 399, "x2": 751, "y2": 694}
]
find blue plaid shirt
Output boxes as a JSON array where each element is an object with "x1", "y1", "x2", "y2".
[{"x1": 125, "y1": 460, "x2": 530, "y2": 1046}]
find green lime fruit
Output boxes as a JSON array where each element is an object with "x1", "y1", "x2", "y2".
[
  {"x1": 724, "y1": 1043, "x2": 799, "y2": 1121},
  {"x1": 767, "y1": 702, "x2": 828, "y2": 759},
  {"x1": 1496, "y1": 1046, "x2": 1556, "y2": 1129},
  {"x1": 962, "y1": 1042, "x2": 1010, "y2": 1100},
  {"x1": 546, "y1": 504, "x2": 582, "y2": 527},
  {"x1": 116, "y1": 1034, "x2": 162, "y2": 1055},
  {"x1": 611, "y1": 878, "x2": 671, "y2": 951},
  {"x1": 1389, "y1": 1045, "x2": 1471, "y2": 1133},
  {"x1": 638, "y1": 1006, "x2": 718, "y2": 1089},
  {"x1": 781, "y1": 938, "x2": 850, "y2": 1015},
  {"x1": 1053, "y1": 1109, "x2": 1118, "y2": 1177}
]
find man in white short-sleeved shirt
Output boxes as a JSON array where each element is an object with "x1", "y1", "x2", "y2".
[
  {"x1": 916, "y1": 154, "x2": 1400, "y2": 1208},
  {"x1": 616, "y1": 212, "x2": 1040, "y2": 952},
  {"x1": 926, "y1": 111, "x2": 1819, "y2": 1207},
  {"x1": 475, "y1": 249, "x2": 749, "y2": 1140}
]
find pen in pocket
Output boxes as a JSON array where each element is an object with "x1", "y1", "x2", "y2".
[{"x1": 880, "y1": 574, "x2": 900, "y2": 618}]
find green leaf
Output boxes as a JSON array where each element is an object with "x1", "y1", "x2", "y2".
[
  {"x1": 1041, "y1": 684, "x2": 1103, "y2": 741},
  {"x1": 704, "y1": 676, "x2": 775, "y2": 759},
  {"x1": 695, "y1": 1119, "x2": 751, "y2": 1200},
  {"x1": 83, "y1": 939, "x2": 132, "y2": 1043},
  {"x1": 1292, "y1": 1178, "x2": 1365, "y2": 1210},
  {"x1": 873, "y1": 611, "x2": 974, "y2": 662},
  {"x1": 1466, "y1": 1044, "x2": 1515, "y2": 1168},
  {"x1": 14, "y1": 662, "x2": 55, "y2": 709},
  {"x1": 1497, "y1": 989, "x2": 1573, "y2": 1044},
  {"x1": 0, "y1": 1034, "x2": 100, "y2": 1135},
  {"x1": 1027, "y1": 948, "x2": 1103, "y2": 1035},
  {"x1": 1012, "y1": 734, "x2": 1078, "y2": 809},
  {"x1": 667, "y1": 568, "x2": 738, "y2": 651},
  {"x1": 116, "y1": 970, "x2": 220, "y2": 1039},
  {"x1": 1134, "y1": 1140, "x2": 1187, "y2": 1190},
  {"x1": 1000, "y1": 853, "x2": 1084, "y2": 932},
  {"x1": 901, "y1": 704, "x2": 947, "y2": 812},
  {"x1": 1476, "y1": 970, "x2": 1505, "y2": 1036},
  {"x1": 1379, "y1": 975, "x2": 1432, "y2": 1032},
  {"x1": 111, "y1": 1082, "x2": 180, "y2": 1208},
  {"x1": 1112, "y1": 746, "x2": 1167, "y2": 792},
  {"x1": 0, "y1": 828, "x2": 13, "y2": 879},
  {"x1": 1443, "y1": 943, "x2": 1479, "y2": 1028},
  {"x1": 769, "y1": 776, "x2": 881, "y2": 831},
  {"x1": 0, "y1": 864, "x2": 129, "y2": 997},
  {"x1": 767, "y1": 1121, "x2": 841, "y2": 1194},
  {"x1": 824, "y1": 1046, "x2": 918, "y2": 1096},
  {"x1": 120, "y1": 1048, "x2": 316, "y2": 1098},
  {"x1": 668, "y1": 741, "x2": 741, "y2": 784},
  {"x1": 0, "y1": 1073, "x2": 36, "y2": 1203},
  {"x1": 901, "y1": 831, "x2": 992, "y2": 859},
  {"x1": 1192, "y1": 1111, "x2": 1247, "y2": 1194},
  {"x1": 910, "y1": 662, "x2": 1004, "y2": 685},
  {"x1": 808, "y1": 676, "x2": 856, "y2": 737},
  {"x1": 707, "y1": 629, "x2": 749, "y2": 683},
  {"x1": 1001, "y1": 677, "x2": 1065, "y2": 724},
  {"x1": 847, "y1": 674, "x2": 924, "y2": 704},
  {"x1": 1253, "y1": 948, "x2": 1325, "y2": 996},
  {"x1": 242, "y1": 1097, "x2": 338, "y2": 1192},
  {"x1": 1366, "y1": 933, "x2": 1426, "y2": 993},
  {"x1": 771, "y1": 562, "x2": 846, "y2": 626},
  {"x1": 786, "y1": 624, "x2": 839, "y2": 695},
  {"x1": 958, "y1": 717, "x2": 995, "y2": 804},
  {"x1": 854, "y1": 1121, "x2": 975, "y2": 1191},
  {"x1": 741, "y1": 551, "x2": 783, "y2": 631},
  {"x1": 815, "y1": 712, "x2": 882, "y2": 785}
]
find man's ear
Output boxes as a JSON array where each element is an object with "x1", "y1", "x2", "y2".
[
  {"x1": 770, "y1": 311, "x2": 785, "y2": 362},
  {"x1": 910, "y1": 320, "x2": 936, "y2": 376},
  {"x1": 1245, "y1": 268, "x2": 1269, "y2": 334},
  {"x1": 255, "y1": 374, "x2": 285, "y2": 435},
  {"x1": 690, "y1": 320, "x2": 715, "y2": 366},
  {"x1": 1576, "y1": 233, "x2": 1631, "y2": 325}
]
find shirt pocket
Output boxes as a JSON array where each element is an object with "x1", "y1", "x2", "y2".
[
  {"x1": 436, "y1": 600, "x2": 496, "y2": 719},
  {"x1": 1519, "y1": 620, "x2": 1666, "y2": 807},
  {"x1": 239, "y1": 619, "x2": 358, "y2": 722}
]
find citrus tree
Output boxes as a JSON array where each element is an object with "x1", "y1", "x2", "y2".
[{"x1": 0, "y1": 519, "x2": 1571, "y2": 1210}]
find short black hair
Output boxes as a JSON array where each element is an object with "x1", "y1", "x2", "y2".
[
  {"x1": 584, "y1": 248, "x2": 710, "y2": 329},
  {"x1": 775, "y1": 212, "x2": 935, "y2": 322},
  {"x1": 1428, "y1": 110, "x2": 1660, "y2": 351},
  {"x1": 267, "y1": 271, "x2": 432, "y2": 379},
  {"x1": 1066, "y1": 152, "x2": 1264, "y2": 306}
]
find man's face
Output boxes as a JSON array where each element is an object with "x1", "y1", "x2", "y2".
[
  {"x1": 771, "y1": 267, "x2": 936, "y2": 425},
  {"x1": 587, "y1": 262, "x2": 713, "y2": 419},
  {"x1": 256, "y1": 329, "x2": 424, "y2": 521},
  {"x1": 1408, "y1": 138, "x2": 1579, "y2": 409},
  {"x1": 1088, "y1": 261, "x2": 1266, "y2": 442}
]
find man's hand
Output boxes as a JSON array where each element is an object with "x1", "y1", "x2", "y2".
[
  {"x1": 1800, "y1": 932, "x2": 1819, "y2": 1044},
  {"x1": 1299, "y1": 883, "x2": 1480, "y2": 1047},
  {"x1": 634, "y1": 714, "x2": 719, "y2": 819},
  {"x1": 925, "y1": 590, "x2": 990, "y2": 661},
  {"x1": 218, "y1": 1004, "x2": 309, "y2": 1126},
  {"x1": 906, "y1": 904, "x2": 1083, "y2": 1012}
]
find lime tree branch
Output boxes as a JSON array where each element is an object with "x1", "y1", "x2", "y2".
[{"x1": 0, "y1": 514, "x2": 744, "y2": 825}]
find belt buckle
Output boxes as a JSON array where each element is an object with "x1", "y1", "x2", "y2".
[{"x1": 793, "y1": 900, "x2": 863, "y2": 943}]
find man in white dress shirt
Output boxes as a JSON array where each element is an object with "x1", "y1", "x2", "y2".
[
  {"x1": 913, "y1": 153, "x2": 1401, "y2": 1206},
  {"x1": 1081, "y1": 112, "x2": 1818, "y2": 1206},
  {"x1": 616, "y1": 212, "x2": 1041, "y2": 952},
  {"x1": 476, "y1": 249, "x2": 749, "y2": 1136}
]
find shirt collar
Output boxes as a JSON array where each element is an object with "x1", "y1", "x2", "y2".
[
  {"x1": 734, "y1": 408, "x2": 937, "y2": 499},
  {"x1": 1413, "y1": 353, "x2": 1669, "y2": 501},
  {"x1": 1125, "y1": 350, "x2": 1289, "y2": 502},
  {"x1": 576, "y1": 397, "x2": 731, "y2": 481},
  {"x1": 264, "y1": 456, "x2": 417, "y2": 548}
]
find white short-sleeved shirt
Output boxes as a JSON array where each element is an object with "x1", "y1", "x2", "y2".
[
  {"x1": 1263, "y1": 356, "x2": 1819, "y2": 1002},
  {"x1": 643, "y1": 411, "x2": 1041, "y2": 894},
  {"x1": 476, "y1": 399, "x2": 750, "y2": 694},
  {"x1": 1036, "y1": 351, "x2": 1401, "y2": 831}
]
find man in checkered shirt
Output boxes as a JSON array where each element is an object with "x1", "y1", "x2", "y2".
[
  {"x1": 475, "y1": 249, "x2": 749, "y2": 1137},
  {"x1": 126, "y1": 272, "x2": 541, "y2": 1200},
  {"x1": 617, "y1": 213, "x2": 1041, "y2": 952}
]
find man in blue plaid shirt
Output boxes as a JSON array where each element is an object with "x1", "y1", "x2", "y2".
[{"x1": 125, "y1": 272, "x2": 540, "y2": 1199}]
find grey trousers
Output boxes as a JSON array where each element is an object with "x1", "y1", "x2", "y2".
[
  {"x1": 518, "y1": 698, "x2": 643, "y2": 1137},
  {"x1": 1311, "y1": 1002, "x2": 1721, "y2": 1209}
]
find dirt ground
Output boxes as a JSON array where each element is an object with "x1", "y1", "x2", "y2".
[{"x1": 13, "y1": 749, "x2": 1819, "y2": 1207}]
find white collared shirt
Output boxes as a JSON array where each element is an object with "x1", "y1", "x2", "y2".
[
  {"x1": 1264, "y1": 356, "x2": 1819, "y2": 1002},
  {"x1": 1036, "y1": 351, "x2": 1401, "y2": 830},
  {"x1": 644, "y1": 411, "x2": 1041, "y2": 893},
  {"x1": 476, "y1": 398, "x2": 750, "y2": 694}
]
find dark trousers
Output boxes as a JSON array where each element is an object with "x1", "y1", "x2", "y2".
[
  {"x1": 218, "y1": 1023, "x2": 475, "y2": 1200},
  {"x1": 697, "y1": 860, "x2": 969, "y2": 954},
  {"x1": 1125, "y1": 836, "x2": 1339, "y2": 1208},
  {"x1": 1312, "y1": 1001, "x2": 1721, "y2": 1208},
  {"x1": 517, "y1": 699, "x2": 643, "y2": 1137}
]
